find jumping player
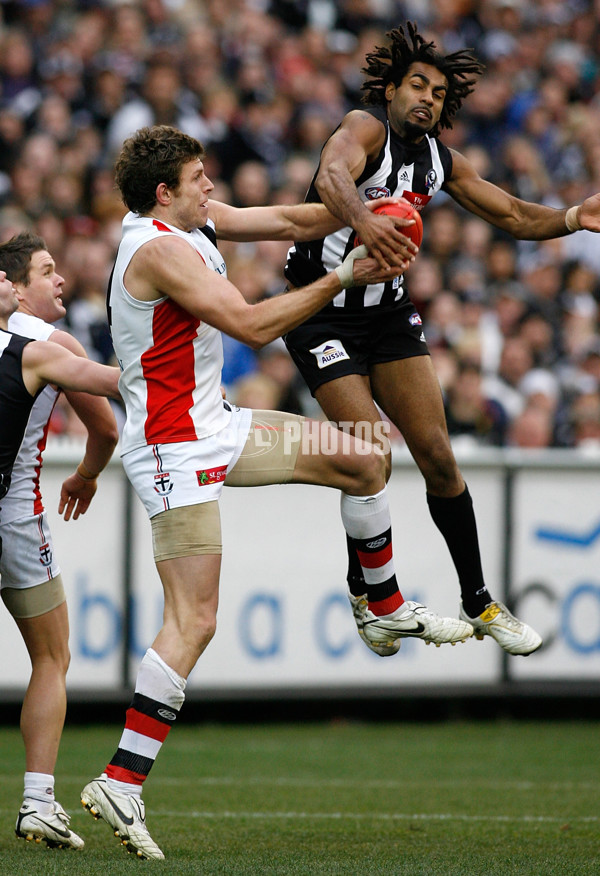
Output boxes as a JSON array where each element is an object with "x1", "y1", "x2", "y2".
[
  {"x1": 283, "y1": 22, "x2": 600, "y2": 657},
  {"x1": 79, "y1": 124, "x2": 473, "y2": 860}
]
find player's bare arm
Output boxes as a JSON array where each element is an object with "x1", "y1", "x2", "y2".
[
  {"x1": 316, "y1": 111, "x2": 418, "y2": 269},
  {"x1": 49, "y1": 329, "x2": 119, "y2": 521},
  {"x1": 447, "y1": 149, "x2": 600, "y2": 239},
  {"x1": 128, "y1": 234, "x2": 397, "y2": 349},
  {"x1": 208, "y1": 199, "x2": 342, "y2": 243},
  {"x1": 21, "y1": 340, "x2": 121, "y2": 399}
]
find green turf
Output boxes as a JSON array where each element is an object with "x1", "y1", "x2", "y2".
[{"x1": 0, "y1": 720, "x2": 597, "y2": 875}]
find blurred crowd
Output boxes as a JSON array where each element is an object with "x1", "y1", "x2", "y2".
[{"x1": 3, "y1": 0, "x2": 600, "y2": 450}]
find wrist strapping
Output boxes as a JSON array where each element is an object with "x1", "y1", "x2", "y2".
[
  {"x1": 76, "y1": 461, "x2": 99, "y2": 481},
  {"x1": 565, "y1": 205, "x2": 582, "y2": 233},
  {"x1": 335, "y1": 244, "x2": 368, "y2": 289}
]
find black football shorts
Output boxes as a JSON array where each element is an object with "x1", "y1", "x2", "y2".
[{"x1": 284, "y1": 297, "x2": 430, "y2": 396}]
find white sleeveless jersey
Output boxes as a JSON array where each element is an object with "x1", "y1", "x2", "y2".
[
  {"x1": 109, "y1": 213, "x2": 231, "y2": 455},
  {"x1": 3, "y1": 311, "x2": 57, "y2": 523}
]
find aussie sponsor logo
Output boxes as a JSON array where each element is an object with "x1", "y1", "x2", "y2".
[
  {"x1": 409, "y1": 312, "x2": 422, "y2": 326},
  {"x1": 153, "y1": 472, "x2": 173, "y2": 496},
  {"x1": 197, "y1": 465, "x2": 227, "y2": 486},
  {"x1": 310, "y1": 340, "x2": 350, "y2": 369},
  {"x1": 365, "y1": 186, "x2": 391, "y2": 200}
]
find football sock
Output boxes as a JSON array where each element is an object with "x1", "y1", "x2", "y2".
[
  {"x1": 341, "y1": 488, "x2": 404, "y2": 616},
  {"x1": 24, "y1": 772, "x2": 55, "y2": 815},
  {"x1": 105, "y1": 648, "x2": 186, "y2": 793},
  {"x1": 345, "y1": 533, "x2": 367, "y2": 597},
  {"x1": 426, "y1": 484, "x2": 492, "y2": 618}
]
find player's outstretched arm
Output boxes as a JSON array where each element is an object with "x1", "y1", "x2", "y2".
[
  {"x1": 446, "y1": 149, "x2": 600, "y2": 239},
  {"x1": 21, "y1": 340, "x2": 121, "y2": 399}
]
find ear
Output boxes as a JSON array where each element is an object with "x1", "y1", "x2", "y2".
[
  {"x1": 13, "y1": 283, "x2": 26, "y2": 303},
  {"x1": 155, "y1": 182, "x2": 171, "y2": 206},
  {"x1": 385, "y1": 82, "x2": 396, "y2": 102}
]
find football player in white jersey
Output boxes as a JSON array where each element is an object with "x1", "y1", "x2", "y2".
[
  {"x1": 80, "y1": 124, "x2": 474, "y2": 860},
  {"x1": 284, "y1": 22, "x2": 600, "y2": 658},
  {"x1": 0, "y1": 233, "x2": 119, "y2": 850}
]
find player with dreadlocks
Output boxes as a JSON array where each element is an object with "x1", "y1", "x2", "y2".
[{"x1": 284, "y1": 22, "x2": 600, "y2": 658}]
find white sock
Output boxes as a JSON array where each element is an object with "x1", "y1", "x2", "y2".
[{"x1": 24, "y1": 771, "x2": 55, "y2": 814}]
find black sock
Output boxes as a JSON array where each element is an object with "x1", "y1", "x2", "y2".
[
  {"x1": 426, "y1": 485, "x2": 492, "y2": 617},
  {"x1": 345, "y1": 534, "x2": 366, "y2": 597}
]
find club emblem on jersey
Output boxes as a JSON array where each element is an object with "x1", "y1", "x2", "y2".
[
  {"x1": 365, "y1": 186, "x2": 391, "y2": 200},
  {"x1": 409, "y1": 312, "x2": 422, "y2": 326},
  {"x1": 39, "y1": 542, "x2": 53, "y2": 567},
  {"x1": 196, "y1": 465, "x2": 227, "y2": 486},
  {"x1": 425, "y1": 169, "x2": 438, "y2": 191},
  {"x1": 154, "y1": 472, "x2": 173, "y2": 496},
  {"x1": 310, "y1": 340, "x2": 350, "y2": 369}
]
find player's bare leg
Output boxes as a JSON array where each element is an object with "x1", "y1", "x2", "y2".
[
  {"x1": 291, "y1": 416, "x2": 472, "y2": 651},
  {"x1": 15, "y1": 602, "x2": 84, "y2": 849},
  {"x1": 370, "y1": 356, "x2": 541, "y2": 655}
]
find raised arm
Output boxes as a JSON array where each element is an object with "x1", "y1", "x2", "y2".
[
  {"x1": 48, "y1": 329, "x2": 120, "y2": 520},
  {"x1": 315, "y1": 110, "x2": 418, "y2": 268},
  {"x1": 446, "y1": 148, "x2": 600, "y2": 239}
]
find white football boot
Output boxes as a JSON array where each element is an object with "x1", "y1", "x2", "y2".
[
  {"x1": 16, "y1": 799, "x2": 84, "y2": 849},
  {"x1": 363, "y1": 600, "x2": 473, "y2": 648},
  {"x1": 348, "y1": 592, "x2": 401, "y2": 656},
  {"x1": 459, "y1": 601, "x2": 542, "y2": 656},
  {"x1": 81, "y1": 774, "x2": 164, "y2": 860}
]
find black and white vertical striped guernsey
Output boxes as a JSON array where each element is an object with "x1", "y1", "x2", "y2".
[
  {"x1": 284, "y1": 106, "x2": 452, "y2": 311},
  {"x1": 0, "y1": 330, "x2": 36, "y2": 500}
]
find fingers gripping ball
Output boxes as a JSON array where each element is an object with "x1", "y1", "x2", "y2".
[{"x1": 373, "y1": 199, "x2": 423, "y2": 247}]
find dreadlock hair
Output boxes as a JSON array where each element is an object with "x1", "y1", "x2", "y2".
[{"x1": 360, "y1": 22, "x2": 485, "y2": 135}]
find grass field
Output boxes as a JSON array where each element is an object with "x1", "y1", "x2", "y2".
[{"x1": 0, "y1": 719, "x2": 597, "y2": 875}]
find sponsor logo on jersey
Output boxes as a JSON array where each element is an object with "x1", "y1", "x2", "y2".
[
  {"x1": 309, "y1": 340, "x2": 350, "y2": 369},
  {"x1": 399, "y1": 170, "x2": 410, "y2": 182},
  {"x1": 365, "y1": 186, "x2": 391, "y2": 200},
  {"x1": 401, "y1": 190, "x2": 431, "y2": 210},
  {"x1": 409, "y1": 312, "x2": 422, "y2": 326},
  {"x1": 39, "y1": 542, "x2": 52, "y2": 567},
  {"x1": 196, "y1": 465, "x2": 227, "y2": 486},
  {"x1": 153, "y1": 472, "x2": 173, "y2": 496},
  {"x1": 420, "y1": 331, "x2": 426, "y2": 342}
]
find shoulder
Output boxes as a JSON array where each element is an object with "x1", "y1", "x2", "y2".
[{"x1": 8, "y1": 311, "x2": 54, "y2": 341}]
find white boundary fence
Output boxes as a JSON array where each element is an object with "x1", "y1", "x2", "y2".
[{"x1": 3, "y1": 440, "x2": 600, "y2": 699}]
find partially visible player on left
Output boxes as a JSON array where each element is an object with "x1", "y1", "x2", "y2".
[{"x1": 0, "y1": 232, "x2": 120, "y2": 850}]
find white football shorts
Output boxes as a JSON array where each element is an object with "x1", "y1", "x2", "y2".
[{"x1": 0, "y1": 511, "x2": 61, "y2": 589}]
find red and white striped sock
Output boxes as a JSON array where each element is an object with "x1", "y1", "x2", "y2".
[
  {"x1": 340, "y1": 488, "x2": 404, "y2": 616},
  {"x1": 105, "y1": 648, "x2": 186, "y2": 795}
]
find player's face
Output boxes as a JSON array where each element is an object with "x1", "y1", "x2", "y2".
[
  {"x1": 0, "y1": 270, "x2": 18, "y2": 323},
  {"x1": 169, "y1": 158, "x2": 214, "y2": 231},
  {"x1": 386, "y1": 62, "x2": 448, "y2": 141},
  {"x1": 15, "y1": 250, "x2": 66, "y2": 323}
]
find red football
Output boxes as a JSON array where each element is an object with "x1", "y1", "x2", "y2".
[{"x1": 372, "y1": 199, "x2": 423, "y2": 248}]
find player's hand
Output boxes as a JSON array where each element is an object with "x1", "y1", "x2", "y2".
[
  {"x1": 359, "y1": 198, "x2": 419, "y2": 269},
  {"x1": 335, "y1": 244, "x2": 405, "y2": 289},
  {"x1": 58, "y1": 472, "x2": 98, "y2": 521},
  {"x1": 578, "y1": 192, "x2": 600, "y2": 232}
]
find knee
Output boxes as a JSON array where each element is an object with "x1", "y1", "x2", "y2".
[
  {"x1": 354, "y1": 445, "x2": 387, "y2": 495},
  {"x1": 420, "y1": 440, "x2": 462, "y2": 494}
]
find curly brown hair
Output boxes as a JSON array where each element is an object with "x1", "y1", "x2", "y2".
[
  {"x1": 360, "y1": 22, "x2": 484, "y2": 135},
  {"x1": 114, "y1": 125, "x2": 205, "y2": 214}
]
